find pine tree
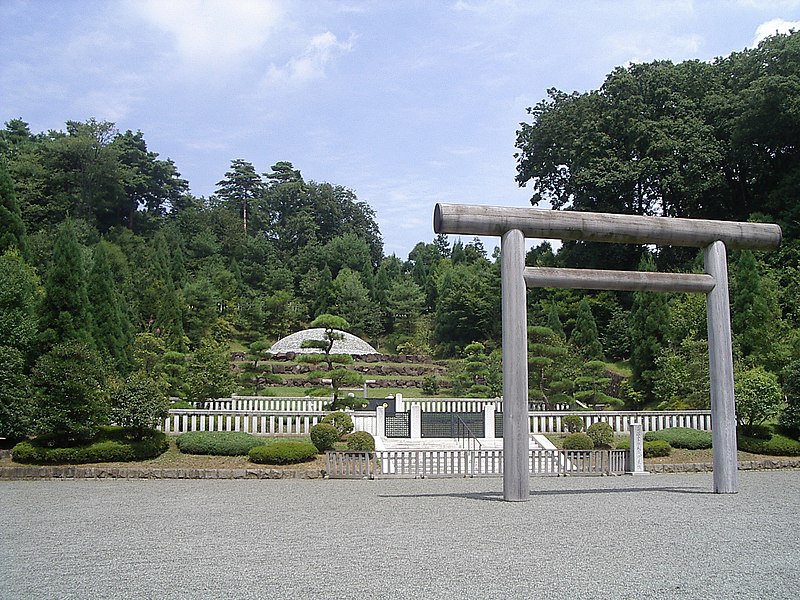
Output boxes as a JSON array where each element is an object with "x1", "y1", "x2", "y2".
[
  {"x1": 570, "y1": 298, "x2": 603, "y2": 359},
  {"x1": 0, "y1": 161, "x2": 29, "y2": 260},
  {"x1": 630, "y1": 253, "x2": 671, "y2": 399},
  {"x1": 89, "y1": 240, "x2": 133, "y2": 373},
  {"x1": 39, "y1": 218, "x2": 95, "y2": 352}
]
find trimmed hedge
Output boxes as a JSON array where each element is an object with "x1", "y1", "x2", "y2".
[
  {"x1": 563, "y1": 433, "x2": 594, "y2": 450},
  {"x1": 248, "y1": 441, "x2": 318, "y2": 464},
  {"x1": 321, "y1": 412, "x2": 354, "y2": 438},
  {"x1": 176, "y1": 431, "x2": 265, "y2": 456},
  {"x1": 347, "y1": 431, "x2": 375, "y2": 452},
  {"x1": 310, "y1": 423, "x2": 339, "y2": 452},
  {"x1": 587, "y1": 422, "x2": 614, "y2": 448},
  {"x1": 643, "y1": 440, "x2": 672, "y2": 458},
  {"x1": 11, "y1": 427, "x2": 168, "y2": 464},
  {"x1": 738, "y1": 433, "x2": 800, "y2": 456},
  {"x1": 645, "y1": 428, "x2": 712, "y2": 450}
]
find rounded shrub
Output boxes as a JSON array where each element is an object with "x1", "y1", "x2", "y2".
[
  {"x1": 248, "y1": 441, "x2": 317, "y2": 465},
  {"x1": 587, "y1": 422, "x2": 614, "y2": 448},
  {"x1": 310, "y1": 423, "x2": 339, "y2": 452},
  {"x1": 562, "y1": 415, "x2": 584, "y2": 433},
  {"x1": 644, "y1": 427, "x2": 712, "y2": 450},
  {"x1": 11, "y1": 428, "x2": 167, "y2": 464},
  {"x1": 321, "y1": 411, "x2": 354, "y2": 438},
  {"x1": 643, "y1": 440, "x2": 672, "y2": 457},
  {"x1": 738, "y1": 432, "x2": 800, "y2": 456},
  {"x1": 563, "y1": 433, "x2": 594, "y2": 450},
  {"x1": 176, "y1": 431, "x2": 265, "y2": 456},
  {"x1": 346, "y1": 431, "x2": 375, "y2": 452}
]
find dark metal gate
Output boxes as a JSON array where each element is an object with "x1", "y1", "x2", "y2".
[
  {"x1": 385, "y1": 411, "x2": 410, "y2": 437},
  {"x1": 420, "y1": 412, "x2": 484, "y2": 438}
]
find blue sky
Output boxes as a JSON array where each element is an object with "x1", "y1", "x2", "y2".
[{"x1": 2, "y1": 0, "x2": 799, "y2": 258}]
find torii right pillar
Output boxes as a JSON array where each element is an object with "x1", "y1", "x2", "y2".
[{"x1": 705, "y1": 241, "x2": 737, "y2": 494}]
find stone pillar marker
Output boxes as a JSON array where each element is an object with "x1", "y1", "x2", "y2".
[
  {"x1": 501, "y1": 229, "x2": 529, "y2": 502},
  {"x1": 705, "y1": 241, "x2": 738, "y2": 494},
  {"x1": 627, "y1": 423, "x2": 647, "y2": 475}
]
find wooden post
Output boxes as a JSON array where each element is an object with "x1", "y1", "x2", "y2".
[
  {"x1": 705, "y1": 241, "x2": 738, "y2": 494},
  {"x1": 502, "y1": 229, "x2": 529, "y2": 502}
]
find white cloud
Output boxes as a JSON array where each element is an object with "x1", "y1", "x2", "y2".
[
  {"x1": 752, "y1": 19, "x2": 800, "y2": 46},
  {"x1": 264, "y1": 31, "x2": 354, "y2": 86},
  {"x1": 130, "y1": 0, "x2": 283, "y2": 65}
]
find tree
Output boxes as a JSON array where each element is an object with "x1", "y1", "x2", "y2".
[
  {"x1": 730, "y1": 250, "x2": 781, "y2": 364},
  {"x1": 184, "y1": 338, "x2": 235, "y2": 404},
  {"x1": 215, "y1": 159, "x2": 265, "y2": 235},
  {"x1": 0, "y1": 347, "x2": 34, "y2": 441},
  {"x1": 110, "y1": 371, "x2": 169, "y2": 440},
  {"x1": 38, "y1": 218, "x2": 95, "y2": 352},
  {"x1": 629, "y1": 253, "x2": 671, "y2": 399},
  {"x1": 0, "y1": 161, "x2": 29, "y2": 259},
  {"x1": 33, "y1": 341, "x2": 108, "y2": 442},
  {"x1": 301, "y1": 314, "x2": 351, "y2": 371},
  {"x1": 569, "y1": 298, "x2": 604, "y2": 360},
  {"x1": 88, "y1": 240, "x2": 133, "y2": 373},
  {"x1": 0, "y1": 248, "x2": 41, "y2": 360},
  {"x1": 735, "y1": 366, "x2": 783, "y2": 432},
  {"x1": 330, "y1": 268, "x2": 380, "y2": 338}
]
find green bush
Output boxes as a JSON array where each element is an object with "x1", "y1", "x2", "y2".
[
  {"x1": 562, "y1": 415, "x2": 584, "y2": 433},
  {"x1": 643, "y1": 440, "x2": 672, "y2": 457},
  {"x1": 176, "y1": 431, "x2": 265, "y2": 456},
  {"x1": 310, "y1": 423, "x2": 339, "y2": 452},
  {"x1": 11, "y1": 427, "x2": 167, "y2": 464},
  {"x1": 615, "y1": 438, "x2": 630, "y2": 450},
  {"x1": 779, "y1": 404, "x2": 800, "y2": 439},
  {"x1": 248, "y1": 441, "x2": 318, "y2": 464},
  {"x1": 563, "y1": 433, "x2": 594, "y2": 450},
  {"x1": 346, "y1": 431, "x2": 375, "y2": 452},
  {"x1": 644, "y1": 428, "x2": 712, "y2": 450},
  {"x1": 738, "y1": 423, "x2": 772, "y2": 440},
  {"x1": 587, "y1": 422, "x2": 614, "y2": 448},
  {"x1": 738, "y1": 433, "x2": 800, "y2": 456},
  {"x1": 322, "y1": 411, "x2": 354, "y2": 438}
]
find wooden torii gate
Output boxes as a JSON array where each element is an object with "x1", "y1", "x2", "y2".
[{"x1": 434, "y1": 203, "x2": 782, "y2": 502}]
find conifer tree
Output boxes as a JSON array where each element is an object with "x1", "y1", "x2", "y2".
[
  {"x1": 731, "y1": 250, "x2": 779, "y2": 362},
  {"x1": 545, "y1": 302, "x2": 565, "y2": 339},
  {"x1": 89, "y1": 240, "x2": 133, "y2": 373},
  {"x1": 0, "y1": 162, "x2": 29, "y2": 259},
  {"x1": 630, "y1": 253, "x2": 671, "y2": 399},
  {"x1": 0, "y1": 248, "x2": 41, "y2": 360},
  {"x1": 39, "y1": 218, "x2": 95, "y2": 352},
  {"x1": 150, "y1": 232, "x2": 186, "y2": 351},
  {"x1": 569, "y1": 298, "x2": 603, "y2": 360}
]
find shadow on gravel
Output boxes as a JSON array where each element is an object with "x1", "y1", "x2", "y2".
[{"x1": 378, "y1": 485, "x2": 710, "y2": 502}]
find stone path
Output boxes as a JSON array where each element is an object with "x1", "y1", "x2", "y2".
[{"x1": 2, "y1": 471, "x2": 799, "y2": 599}]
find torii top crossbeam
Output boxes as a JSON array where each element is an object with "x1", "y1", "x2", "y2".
[{"x1": 434, "y1": 203, "x2": 782, "y2": 250}]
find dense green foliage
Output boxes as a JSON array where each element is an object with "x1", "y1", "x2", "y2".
[
  {"x1": 248, "y1": 440, "x2": 318, "y2": 464},
  {"x1": 643, "y1": 440, "x2": 672, "y2": 458},
  {"x1": 562, "y1": 415, "x2": 584, "y2": 433},
  {"x1": 176, "y1": 431, "x2": 266, "y2": 456},
  {"x1": 644, "y1": 428, "x2": 712, "y2": 449},
  {"x1": 346, "y1": 431, "x2": 376, "y2": 452},
  {"x1": 12, "y1": 427, "x2": 167, "y2": 464},
  {"x1": 734, "y1": 367, "x2": 783, "y2": 431},
  {"x1": 738, "y1": 432, "x2": 800, "y2": 456},
  {"x1": 321, "y1": 411, "x2": 354, "y2": 439},
  {"x1": 310, "y1": 423, "x2": 339, "y2": 452},
  {"x1": 563, "y1": 433, "x2": 594, "y2": 450},
  {"x1": 586, "y1": 422, "x2": 614, "y2": 448}
]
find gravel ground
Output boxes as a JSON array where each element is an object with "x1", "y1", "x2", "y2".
[{"x1": 1, "y1": 471, "x2": 798, "y2": 600}]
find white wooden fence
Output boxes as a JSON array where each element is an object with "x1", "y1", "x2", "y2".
[
  {"x1": 325, "y1": 448, "x2": 630, "y2": 478},
  {"x1": 527, "y1": 410, "x2": 712, "y2": 433},
  {"x1": 160, "y1": 409, "x2": 377, "y2": 436},
  {"x1": 201, "y1": 396, "x2": 329, "y2": 412}
]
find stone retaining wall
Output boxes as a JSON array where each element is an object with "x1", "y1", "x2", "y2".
[
  {"x1": 646, "y1": 458, "x2": 800, "y2": 473},
  {"x1": 0, "y1": 466, "x2": 325, "y2": 480}
]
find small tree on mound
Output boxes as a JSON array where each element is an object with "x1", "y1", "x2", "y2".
[{"x1": 300, "y1": 314, "x2": 364, "y2": 407}]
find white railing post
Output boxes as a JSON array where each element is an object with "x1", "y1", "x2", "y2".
[
  {"x1": 627, "y1": 423, "x2": 648, "y2": 476},
  {"x1": 484, "y1": 403, "x2": 496, "y2": 439},
  {"x1": 395, "y1": 393, "x2": 405, "y2": 413},
  {"x1": 376, "y1": 405, "x2": 386, "y2": 438},
  {"x1": 410, "y1": 404, "x2": 421, "y2": 439}
]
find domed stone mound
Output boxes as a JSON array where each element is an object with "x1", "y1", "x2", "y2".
[{"x1": 268, "y1": 328, "x2": 377, "y2": 356}]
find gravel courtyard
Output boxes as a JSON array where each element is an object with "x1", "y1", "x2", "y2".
[{"x1": 2, "y1": 471, "x2": 798, "y2": 599}]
